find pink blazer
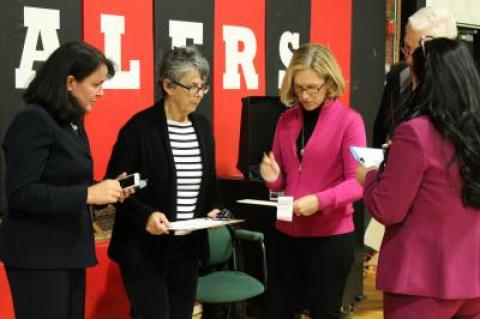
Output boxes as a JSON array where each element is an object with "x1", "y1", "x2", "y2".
[
  {"x1": 364, "y1": 116, "x2": 480, "y2": 299},
  {"x1": 266, "y1": 100, "x2": 366, "y2": 237}
]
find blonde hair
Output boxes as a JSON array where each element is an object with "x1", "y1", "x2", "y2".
[
  {"x1": 279, "y1": 43, "x2": 345, "y2": 106},
  {"x1": 408, "y1": 6, "x2": 457, "y2": 39}
]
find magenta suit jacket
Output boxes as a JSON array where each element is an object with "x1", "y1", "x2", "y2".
[{"x1": 364, "y1": 116, "x2": 480, "y2": 299}]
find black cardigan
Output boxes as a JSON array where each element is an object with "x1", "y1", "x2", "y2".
[{"x1": 106, "y1": 100, "x2": 219, "y2": 278}]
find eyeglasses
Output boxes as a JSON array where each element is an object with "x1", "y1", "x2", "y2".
[
  {"x1": 419, "y1": 35, "x2": 435, "y2": 55},
  {"x1": 172, "y1": 80, "x2": 210, "y2": 95},
  {"x1": 401, "y1": 35, "x2": 435, "y2": 57},
  {"x1": 294, "y1": 81, "x2": 327, "y2": 97}
]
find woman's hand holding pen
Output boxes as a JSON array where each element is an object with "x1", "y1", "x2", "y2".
[
  {"x1": 146, "y1": 212, "x2": 170, "y2": 235},
  {"x1": 260, "y1": 152, "x2": 281, "y2": 182}
]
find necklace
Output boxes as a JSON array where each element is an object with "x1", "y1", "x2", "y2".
[{"x1": 300, "y1": 126, "x2": 305, "y2": 156}]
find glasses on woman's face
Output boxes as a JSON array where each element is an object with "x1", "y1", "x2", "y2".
[
  {"x1": 419, "y1": 35, "x2": 435, "y2": 55},
  {"x1": 173, "y1": 80, "x2": 210, "y2": 95},
  {"x1": 294, "y1": 81, "x2": 327, "y2": 97},
  {"x1": 401, "y1": 35, "x2": 435, "y2": 58}
]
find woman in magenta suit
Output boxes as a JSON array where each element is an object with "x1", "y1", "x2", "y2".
[{"x1": 357, "y1": 38, "x2": 480, "y2": 319}]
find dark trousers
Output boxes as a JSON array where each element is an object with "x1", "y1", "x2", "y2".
[
  {"x1": 5, "y1": 267, "x2": 86, "y2": 319},
  {"x1": 264, "y1": 230, "x2": 355, "y2": 319},
  {"x1": 120, "y1": 236, "x2": 199, "y2": 319}
]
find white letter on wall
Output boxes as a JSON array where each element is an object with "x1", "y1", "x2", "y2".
[
  {"x1": 169, "y1": 20, "x2": 203, "y2": 48},
  {"x1": 101, "y1": 14, "x2": 140, "y2": 89},
  {"x1": 278, "y1": 31, "x2": 300, "y2": 89},
  {"x1": 223, "y1": 25, "x2": 258, "y2": 90},
  {"x1": 15, "y1": 7, "x2": 60, "y2": 89}
]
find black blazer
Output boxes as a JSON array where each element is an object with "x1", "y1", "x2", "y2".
[
  {"x1": 0, "y1": 104, "x2": 96, "y2": 268},
  {"x1": 106, "y1": 100, "x2": 218, "y2": 278},
  {"x1": 372, "y1": 62, "x2": 411, "y2": 148}
]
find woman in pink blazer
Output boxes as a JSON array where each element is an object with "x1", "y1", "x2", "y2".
[
  {"x1": 358, "y1": 38, "x2": 480, "y2": 319},
  {"x1": 260, "y1": 43, "x2": 366, "y2": 319}
]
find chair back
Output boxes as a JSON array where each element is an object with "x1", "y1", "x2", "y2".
[{"x1": 206, "y1": 226, "x2": 233, "y2": 266}]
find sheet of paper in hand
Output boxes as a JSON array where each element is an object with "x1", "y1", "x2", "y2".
[{"x1": 350, "y1": 146, "x2": 384, "y2": 168}]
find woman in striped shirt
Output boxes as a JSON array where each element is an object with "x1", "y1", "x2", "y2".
[{"x1": 106, "y1": 46, "x2": 221, "y2": 319}]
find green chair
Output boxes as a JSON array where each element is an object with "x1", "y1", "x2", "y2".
[{"x1": 196, "y1": 225, "x2": 267, "y2": 319}]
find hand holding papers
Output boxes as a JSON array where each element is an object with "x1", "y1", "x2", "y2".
[{"x1": 350, "y1": 146, "x2": 384, "y2": 168}]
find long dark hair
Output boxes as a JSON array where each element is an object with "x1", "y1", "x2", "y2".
[
  {"x1": 404, "y1": 38, "x2": 480, "y2": 209},
  {"x1": 23, "y1": 41, "x2": 115, "y2": 125}
]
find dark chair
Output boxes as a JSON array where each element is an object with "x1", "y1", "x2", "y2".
[{"x1": 196, "y1": 225, "x2": 267, "y2": 319}]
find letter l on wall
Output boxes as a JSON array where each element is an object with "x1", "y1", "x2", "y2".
[{"x1": 101, "y1": 14, "x2": 140, "y2": 89}]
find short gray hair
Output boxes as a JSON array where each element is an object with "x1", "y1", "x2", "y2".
[
  {"x1": 157, "y1": 46, "x2": 210, "y2": 86},
  {"x1": 408, "y1": 6, "x2": 457, "y2": 39}
]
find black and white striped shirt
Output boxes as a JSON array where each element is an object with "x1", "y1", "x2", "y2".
[{"x1": 167, "y1": 119, "x2": 203, "y2": 220}]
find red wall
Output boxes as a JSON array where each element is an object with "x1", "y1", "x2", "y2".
[
  {"x1": 83, "y1": 0, "x2": 154, "y2": 180},
  {"x1": 78, "y1": 0, "x2": 354, "y2": 179},
  {"x1": 310, "y1": 0, "x2": 352, "y2": 107},
  {"x1": 0, "y1": 0, "x2": 353, "y2": 181},
  {"x1": 213, "y1": 0, "x2": 266, "y2": 177}
]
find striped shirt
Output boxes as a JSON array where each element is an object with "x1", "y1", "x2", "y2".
[{"x1": 167, "y1": 119, "x2": 203, "y2": 220}]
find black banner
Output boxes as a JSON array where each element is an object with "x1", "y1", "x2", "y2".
[
  {"x1": 0, "y1": 0, "x2": 81, "y2": 213},
  {"x1": 265, "y1": 0, "x2": 310, "y2": 96},
  {"x1": 154, "y1": 0, "x2": 214, "y2": 122}
]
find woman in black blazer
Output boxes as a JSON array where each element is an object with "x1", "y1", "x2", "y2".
[
  {"x1": 0, "y1": 41, "x2": 128, "y2": 319},
  {"x1": 106, "y1": 46, "x2": 220, "y2": 319}
]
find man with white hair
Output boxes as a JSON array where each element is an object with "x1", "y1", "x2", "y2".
[{"x1": 372, "y1": 6, "x2": 457, "y2": 148}]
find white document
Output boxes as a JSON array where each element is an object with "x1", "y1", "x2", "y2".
[
  {"x1": 276, "y1": 196, "x2": 293, "y2": 222},
  {"x1": 236, "y1": 199, "x2": 278, "y2": 207},
  {"x1": 350, "y1": 146, "x2": 384, "y2": 168},
  {"x1": 364, "y1": 218, "x2": 385, "y2": 252},
  {"x1": 167, "y1": 218, "x2": 243, "y2": 236}
]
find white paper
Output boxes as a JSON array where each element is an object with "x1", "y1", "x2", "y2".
[
  {"x1": 350, "y1": 146, "x2": 384, "y2": 168},
  {"x1": 364, "y1": 218, "x2": 385, "y2": 251},
  {"x1": 276, "y1": 196, "x2": 293, "y2": 222},
  {"x1": 168, "y1": 218, "x2": 225, "y2": 230},
  {"x1": 167, "y1": 218, "x2": 243, "y2": 235},
  {"x1": 236, "y1": 199, "x2": 278, "y2": 207}
]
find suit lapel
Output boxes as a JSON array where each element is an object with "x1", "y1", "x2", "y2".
[{"x1": 65, "y1": 123, "x2": 92, "y2": 159}]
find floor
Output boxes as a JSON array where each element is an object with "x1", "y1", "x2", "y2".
[
  {"x1": 352, "y1": 266, "x2": 383, "y2": 319},
  {"x1": 194, "y1": 265, "x2": 384, "y2": 319}
]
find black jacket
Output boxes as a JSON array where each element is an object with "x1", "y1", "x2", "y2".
[
  {"x1": 106, "y1": 100, "x2": 218, "y2": 278},
  {"x1": 372, "y1": 62, "x2": 411, "y2": 148},
  {"x1": 0, "y1": 104, "x2": 96, "y2": 268}
]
